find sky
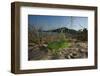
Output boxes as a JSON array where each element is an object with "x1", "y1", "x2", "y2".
[{"x1": 28, "y1": 15, "x2": 88, "y2": 31}]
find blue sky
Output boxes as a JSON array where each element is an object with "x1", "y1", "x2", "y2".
[{"x1": 28, "y1": 15, "x2": 88, "y2": 31}]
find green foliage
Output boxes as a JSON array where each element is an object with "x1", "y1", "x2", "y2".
[
  {"x1": 47, "y1": 39, "x2": 69, "y2": 57},
  {"x1": 47, "y1": 40, "x2": 69, "y2": 50}
]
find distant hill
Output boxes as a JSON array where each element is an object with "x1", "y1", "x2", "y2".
[
  {"x1": 44, "y1": 27, "x2": 78, "y2": 35},
  {"x1": 44, "y1": 27, "x2": 88, "y2": 41}
]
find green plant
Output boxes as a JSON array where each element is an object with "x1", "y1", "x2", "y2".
[
  {"x1": 47, "y1": 39, "x2": 69, "y2": 57},
  {"x1": 47, "y1": 27, "x2": 70, "y2": 57},
  {"x1": 48, "y1": 40, "x2": 69, "y2": 50}
]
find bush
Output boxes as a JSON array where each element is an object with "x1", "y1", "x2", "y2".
[{"x1": 47, "y1": 40, "x2": 69, "y2": 56}]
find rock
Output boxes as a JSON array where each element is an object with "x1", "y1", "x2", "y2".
[
  {"x1": 28, "y1": 42, "x2": 88, "y2": 60},
  {"x1": 80, "y1": 49, "x2": 87, "y2": 52},
  {"x1": 67, "y1": 55, "x2": 71, "y2": 59},
  {"x1": 42, "y1": 44, "x2": 48, "y2": 47}
]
